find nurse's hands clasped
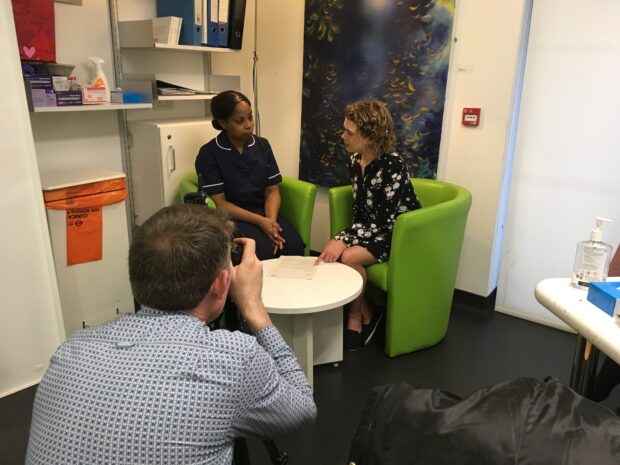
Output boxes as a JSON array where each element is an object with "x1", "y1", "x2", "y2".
[
  {"x1": 259, "y1": 217, "x2": 285, "y2": 254},
  {"x1": 315, "y1": 239, "x2": 347, "y2": 264}
]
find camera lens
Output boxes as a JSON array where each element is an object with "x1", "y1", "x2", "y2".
[{"x1": 230, "y1": 242, "x2": 243, "y2": 266}]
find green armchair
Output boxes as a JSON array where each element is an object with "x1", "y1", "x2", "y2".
[
  {"x1": 178, "y1": 171, "x2": 317, "y2": 256},
  {"x1": 329, "y1": 178, "x2": 472, "y2": 357}
]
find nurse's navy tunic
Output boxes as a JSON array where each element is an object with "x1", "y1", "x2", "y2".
[{"x1": 195, "y1": 132, "x2": 304, "y2": 260}]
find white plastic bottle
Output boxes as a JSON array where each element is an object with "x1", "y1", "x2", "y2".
[
  {"x1": 571, "y1": 217, "x2": 613, "y2": 289},
  {"x1": 87, "y1": 57, "x2": 110, "y2": 102}
]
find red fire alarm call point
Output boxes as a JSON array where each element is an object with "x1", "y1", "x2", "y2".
[{"x1": 462, "y1": 108, "x2": 481, "y2": 127}]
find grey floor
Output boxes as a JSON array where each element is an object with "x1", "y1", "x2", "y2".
[{"x1": 3, "y1": 304, "x2": 619, "y2": 465}]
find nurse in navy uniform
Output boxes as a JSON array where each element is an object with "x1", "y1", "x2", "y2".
[{"x1": 196, "y1": 90, "x2": 305, "y2": 260}]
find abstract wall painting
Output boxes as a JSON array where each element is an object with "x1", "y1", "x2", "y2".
[{"x1": 300, "y1": 0, "x2": 455, "y2": 186}]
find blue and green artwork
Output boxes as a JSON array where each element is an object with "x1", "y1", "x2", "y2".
[{"x1": 300, "y1": 0, "x2": 455, "y2": 186}]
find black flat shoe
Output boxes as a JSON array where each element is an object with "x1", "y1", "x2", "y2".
[
  {"x1": 361, "y1": 311, "x2": 384, "y2": 346},
  {"x1": 344, "y1": 329, "x2": 363, "y2": 351}
]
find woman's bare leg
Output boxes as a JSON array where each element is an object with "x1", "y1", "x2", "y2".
[{"x1": 340, "y1": 246, "x2": 377, "y2": 332}]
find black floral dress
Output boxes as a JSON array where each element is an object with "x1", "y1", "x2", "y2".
[{"x1": 334, "y1": 152, "x2": 421, "y2": 262}]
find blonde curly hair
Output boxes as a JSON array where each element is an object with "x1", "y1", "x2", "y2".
[{"x1": 344, "y1": 100, "x2": 396, "y2": 155}]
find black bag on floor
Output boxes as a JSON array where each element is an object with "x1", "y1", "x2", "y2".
[{"x1": 349, "y1": 377, "x2": 620, "y2": 465}]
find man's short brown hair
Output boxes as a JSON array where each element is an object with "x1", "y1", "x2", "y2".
[{"x1": 129, "y1": 204, "x2": 233, "y2": 311}]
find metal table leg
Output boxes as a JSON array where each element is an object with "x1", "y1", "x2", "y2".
[{"x1": 570, "y1": 336, "x2": 600, "y2": 396}]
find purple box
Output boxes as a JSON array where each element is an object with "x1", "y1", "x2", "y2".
[
  {"x1": 31, "y1": 88, "x2": 56, "y2": 107},
  {"x1": 56, "y1": 90, "x2": 83, "y2": 106},
  {"x1": 24, "y1": 74, "x2": 53, "y2": 89}
]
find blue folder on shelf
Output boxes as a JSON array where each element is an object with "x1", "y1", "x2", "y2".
[
  {"x1": 157, "y1": 0, "x2": 202, "y2": 46},
  {"x1": 217, "y1": 0, "x2": 230, "y2": 47},
  {"x1": 205, "y1": 0, "x2": 219, "y2": 47}
]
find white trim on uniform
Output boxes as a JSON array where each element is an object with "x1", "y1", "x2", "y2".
[
  {"x1": 215, "y1": 134, "x2": 233, "y2": 151},
  {"x1": 267, "y1": 172, "x2": 281, "y2": 180},
  {"x1": 215, "y1": 134, "x2": 256, "y2": 151}
]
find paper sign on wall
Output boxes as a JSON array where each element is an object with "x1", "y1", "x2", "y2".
[{"x1": 66, "y1": 207, "x2": 102, "y2": 265}]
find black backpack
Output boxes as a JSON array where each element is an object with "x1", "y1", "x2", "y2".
[{"x1": 349, "y1": 377, "x2": 620, "y2": 465}]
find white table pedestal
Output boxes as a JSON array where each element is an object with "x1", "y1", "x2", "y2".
[
  {"x1": 262, "y1": 258, "x2": 362, "y2": 389},
  {"x1": 270, "y1": 307, "x2": 343, "y2": 388}
]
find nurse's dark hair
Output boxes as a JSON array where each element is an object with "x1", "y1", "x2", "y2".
[
  {"x1": 129, "y1": 204, "x2": 233, "y2": 311},
  {"x1": 345, "y1": 100, "x2": 396, "y2": 154},
  {"x1": 210, "y1": 90, "x2": 252, "y2": 131}
]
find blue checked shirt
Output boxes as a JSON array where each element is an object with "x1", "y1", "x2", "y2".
[{"x1": 26, "y1": 307, "x2": 316, "y2": 465}]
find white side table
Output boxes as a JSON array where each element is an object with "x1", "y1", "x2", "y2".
[
  {"x1": 261, "y1": 258, "x2": 363, "y2": 388},
  {"x1": 535, "y1": 277, "x2": 620, "y2": 395}
]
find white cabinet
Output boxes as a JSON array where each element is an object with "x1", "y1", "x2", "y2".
[{"x1": 128, "y1": 118, "x2": 219, "y2": 225}]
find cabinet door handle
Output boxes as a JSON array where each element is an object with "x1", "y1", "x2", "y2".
[{"x1": 167, "y1": 145, "x2": 176, "y2": 173}]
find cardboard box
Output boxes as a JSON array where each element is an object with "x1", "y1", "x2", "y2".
[
  {"x1": 24, "y1": 74, "x2": 53, "y2": 89},
  {"x1": 31, "y1": 89, "x2": 56, "y2": 107},
  {"x1": 52, "y1": 76, "x2": 70, "y2": 92},
  {"x1": 111, "y1": 90, "x2": 143, "y2": 104},
  {"x1": 56, "y1": 91, "x2": 82, "y2": 106},
  {"x1": 587, "y1": 281, "x2": 620, "y2": 318},
  {"x1": 82, "y1": 87, "x2": 107, "y2": 104}
]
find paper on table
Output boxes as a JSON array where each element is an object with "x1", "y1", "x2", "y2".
[{"x1": 269, "y1": 256, "x2": 318, "y2": 280}]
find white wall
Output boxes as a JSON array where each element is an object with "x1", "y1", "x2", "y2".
[
  {"x1": 34, "y1": 0, "x2": 123, "y2": 176},
  {"x1": 496, "y1": 0, "x2": 620, "y2": 326},
  {"x1": 0, "y1": 1, "x2": 64, "y2": 397},
  {"x1": 437, "y1": 0, "x2": 530, "y2": 297}
]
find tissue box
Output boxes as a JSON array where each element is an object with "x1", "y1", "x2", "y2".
[
  {"x1": 587, "y1": 281, "x2": 620, "y2": 318},
  {"x1": 82, "y1": 87, "x2": 107, "y2": 104}
]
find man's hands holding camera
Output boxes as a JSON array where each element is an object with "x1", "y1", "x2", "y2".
[{"x1": 228, "y1": 238, "x2": 272, "y2": 333}]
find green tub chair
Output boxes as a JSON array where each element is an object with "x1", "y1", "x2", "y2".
[
  {"x1": 329, "y1": 178, "x2": 472, "y2": 357},
  {"x1": 178, "y1": 171, "x2": 317, "y2": 256}
]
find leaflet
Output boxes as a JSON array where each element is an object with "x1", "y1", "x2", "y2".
[{"x1": 269, "y1": 256, "x2": 318, "y2": 280}]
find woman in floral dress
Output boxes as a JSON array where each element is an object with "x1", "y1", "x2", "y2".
[{"x1": 316, "y1": 100, "x2": 421, "y2": 350}]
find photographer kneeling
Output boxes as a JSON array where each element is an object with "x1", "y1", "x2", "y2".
[{"x1": 26, "y1": 204, "x2": 317, "y2": 465}]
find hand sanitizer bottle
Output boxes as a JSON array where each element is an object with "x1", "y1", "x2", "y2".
[{"x1": 571, "y1": 217, "x2": 613, "y2": 289}]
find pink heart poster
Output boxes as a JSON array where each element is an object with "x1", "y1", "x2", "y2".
[{"x1": 11, "y1": 0, "x2": 56, "y2": 63}]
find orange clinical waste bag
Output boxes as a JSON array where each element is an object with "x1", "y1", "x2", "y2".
[{"x1": 43, "y1": 176, "x2": 127, "y2": 266}]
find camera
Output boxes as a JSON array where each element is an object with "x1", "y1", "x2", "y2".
[
  {"x1": 184, "y1": 173, "x2": 211, "y2": 206},
  {"x1": 183, "y1": 191, "x2": 210, "y2": 206},
  {"x1": 230, "y1": 242, "x2": 243, "y2": 266}
]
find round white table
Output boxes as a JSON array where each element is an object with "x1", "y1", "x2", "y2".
[{"x1": 261, "y1": 258, "x2": 363, "y2": 388}]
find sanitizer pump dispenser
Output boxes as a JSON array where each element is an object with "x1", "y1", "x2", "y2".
[{"x1": 571, "y1": 217, "x2": 613, "y2": 289}]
